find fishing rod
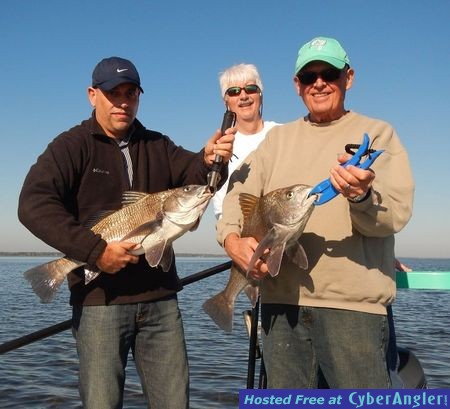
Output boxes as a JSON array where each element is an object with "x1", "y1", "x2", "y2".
[
  {"x1": 246, "y1": 298, "x2": 260, "y2": 389},
  {"x1": 0, "y1": 260, "x2": 232, "y2": 355}
]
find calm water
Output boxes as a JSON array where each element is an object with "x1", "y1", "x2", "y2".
[{"x1": 0, "y1": 256, "x2": 449, "y2": 408}]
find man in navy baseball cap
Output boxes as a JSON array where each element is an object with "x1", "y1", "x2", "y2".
[
  {"x1": 92, "y1": 56, "x2": 144, "y2": 93},
  {"x1": 19, "y1": 52, "x2": 235, "y2": 408}
]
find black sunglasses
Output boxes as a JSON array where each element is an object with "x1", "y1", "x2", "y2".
[
  {"x1": 297, "y1": 68, "x2": 343, "y2": 85},
  {"x1": 225, "y1": 84, "x2": 260, "y2": 97}
]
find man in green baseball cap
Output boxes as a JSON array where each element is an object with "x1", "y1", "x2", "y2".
[
  {"x1": 293, "y1": 36, "x2": 354, "y2": 124},
  {"x1": 218, "y1": 36, "x2": 414, "y2": 389}
]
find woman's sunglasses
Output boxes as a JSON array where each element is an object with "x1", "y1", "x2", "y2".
[
  {"x1": 297, "y1": 68, "x2": 344, "y2": 85},
  {"x1": 225, "y1": 84, "x2": 261, "y2": 97}
]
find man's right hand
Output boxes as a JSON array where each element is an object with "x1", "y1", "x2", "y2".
[
  {"x1": 224, "y1": 233, "x2": 269, "y2": 280},
  {"x1": 96, "y1": 242, "x2": 140, "y2": 273}
]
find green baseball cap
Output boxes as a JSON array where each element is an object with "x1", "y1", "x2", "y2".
[{"x1": 294, "y1": 37, "x2": 350, "y2": 75}]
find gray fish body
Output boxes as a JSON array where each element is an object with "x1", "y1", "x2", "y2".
[
  {"x1": 203, "y1": 184, "x2": 316, "y2": 332},
  {"x1": 24, "y1": 185, "x2": 208, "y2": 303},
  {"x1": 245, "y1": 184, "x2": 317, "y2": 277}
]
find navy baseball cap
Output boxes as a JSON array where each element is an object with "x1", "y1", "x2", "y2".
[{"x1": 92, "y1": 57, "x2": 144, "y2": 93}]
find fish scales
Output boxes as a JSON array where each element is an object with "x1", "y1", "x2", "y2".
[{"x1": 90, "y1": 190, "x2": 173, "y2": 242}]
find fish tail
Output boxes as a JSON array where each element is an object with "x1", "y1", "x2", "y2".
[
  {"x1": 23, "y1": 258, "x2": 83, "y2": 303},
  {"x1": 202, "y1": 291, "x2": 235, "y2": 333}
]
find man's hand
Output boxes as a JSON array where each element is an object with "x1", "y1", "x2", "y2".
[
  {"x1": 204, "y1": 127, "x2": 235, "y2": 165},
  {"x1": 224, "y1": 233, "x2": 269, "y2": 280},
  {"x1": 96, "y1": 242, "x2": 140, "y2": 274},
  {"x1": 329, "y1": 153, "x2": 375, "y2": 199}
]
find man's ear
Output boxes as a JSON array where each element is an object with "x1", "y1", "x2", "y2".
[
  {"x1": 345, "y1": 68, "x2": 355, "y2": 90},
  {"x1": 87, "y1": 87, "x2": 97, "y2": 108}
]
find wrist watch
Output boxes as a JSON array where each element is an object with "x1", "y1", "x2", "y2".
[{"x1": 348, "y1": 189, "x2": 371, "y2": 203}]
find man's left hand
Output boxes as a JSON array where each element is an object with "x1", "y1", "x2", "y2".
[{"x1": 330, "y1": 153, "x2": 375, "y2": 199}]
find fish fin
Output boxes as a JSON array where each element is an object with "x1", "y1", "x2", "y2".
[
  {"x1": 144, "y1": 239, "x2": 167, "y2": 267},
  {"x1": 285, "y1": 242, "x2": 309, "y2": 269},
  {"x1": 244, "y1": 284, "x2": 260, "y2": 308},
  {"x1": 159, "y1": 245, "x2": 174, "y2": 272},
  {"x1": 121, "y1": 191, "x2": 151, "y2": 206},
  {"x1": 121, "y1": 218, "x2": 163, "y2": 242},
  {"x1": 246, "y1": 227, "x2": 277, "y2": 277},
  {"x1": 267, "y1": 243, "x2": 286, "y2": 277},
  {"x1": 202, "y1": 291, "x2": 235, "y2": 333},
  {"x1": 23, "y1": 258, "x2": 84, "y2": 303},
  {"x1": 239, "y1": 193, "x2": 260, "y2": 224},
  {"x1": 84, "y1": 267, "x2": 100, "y2": 284}
]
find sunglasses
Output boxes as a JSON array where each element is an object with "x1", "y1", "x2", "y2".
[
  {"x1": 297, "y1": 68, "x2": 343, "y2": 85},
  {"x1": 225, "y1": 84, "x2": 260, "y2": 97}
]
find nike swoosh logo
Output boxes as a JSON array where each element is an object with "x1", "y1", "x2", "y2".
[{"x1": 116, "y1": 68, "x2": 128, "y2": 73}]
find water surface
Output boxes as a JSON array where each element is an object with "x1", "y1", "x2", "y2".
[{"x1": 0, "y1": 257, "x2": 449, "y2": 408}]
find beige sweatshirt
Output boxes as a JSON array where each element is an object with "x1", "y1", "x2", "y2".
[{"x1": 217, "y1": 111, "x2": 414, "y2": 315}]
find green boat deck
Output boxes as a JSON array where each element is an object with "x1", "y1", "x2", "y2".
[{"x1": 396, "y1": 271, "x2": 450, "y2": 290}]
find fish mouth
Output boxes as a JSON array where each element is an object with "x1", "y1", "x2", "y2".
[
  {"x1": 303, "y1": 187, "x2": 318, "y2": 205},
  {"x1": 202, "y1": 184, "x2": 212, "y2": 195},
  {"x1": 289, "y1": 187, "x2": 318, "y2": 207},
  {"x1": 305, "y1": 193, "x2": 319, "y2": 206},
  {"x1": 200, "y1": 185, "x2": 214, "y2": 200}
]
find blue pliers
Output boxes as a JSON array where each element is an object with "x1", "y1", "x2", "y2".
[{"x1": 309, "y1": 133, "x2": 384, "y2": 205}]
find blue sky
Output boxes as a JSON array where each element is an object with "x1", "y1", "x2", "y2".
[{"x1": 1, "y1": 1, "x2": 449, "y2": 258}]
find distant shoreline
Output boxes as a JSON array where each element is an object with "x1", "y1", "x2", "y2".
[
  {"x1": 1, "y1": 252, "x2": 447, "y2": 260},
  {"x1": 0, "y1": 251, "x2": 227, "y2": 258}
]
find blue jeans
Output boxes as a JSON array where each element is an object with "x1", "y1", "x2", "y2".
[
  {"x1": 261, "y1": 304, "x2": 390, "y2": 389},
  {"x1": 72, "y1": 295, "x2": 189, "y2": 409}
]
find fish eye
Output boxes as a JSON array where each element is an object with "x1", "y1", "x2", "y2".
[
  {"x1": 183, "y1": 186, "x2": 191, "y2": 192},
  {"x1": 286, "y1": 191, "x2": 294, "y2": 199}
]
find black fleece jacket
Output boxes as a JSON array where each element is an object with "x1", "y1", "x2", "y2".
[{"x1": 18, "y1": 113, "x2": 227, "y2": 305}]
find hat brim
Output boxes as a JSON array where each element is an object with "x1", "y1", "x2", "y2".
[
  {"x1": 96, "y1": 77, "x2": 144, "y2": 93},
  {"x1": 296, "y1": 56, "x2": 347, "y2": 74}
]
